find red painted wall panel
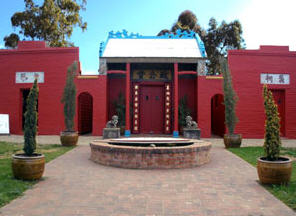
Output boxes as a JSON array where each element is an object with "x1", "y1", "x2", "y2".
[
  {"x1": 1, "y1": 42, "x2": 296, "y2": 138},
  {"x1": 228, "y1": 46, "x2": 296, "y2": 138},
  {"x1": 0, "y1": 42, "x2": 107, "y2": 136},
  {"x1": 178, "y1": 77, "x2": 197, "y2": 121},
  {"x1": 76, "y1": 76, "x2": 107, "y2": 136},
  {"x1": 107, "y1": 77, "x2": 126, "y2": 120},
  {"x1": 0, "y1": 45, "x2": 79, "y2": 135},
  {"x1": 197, "y1": 76, "x2": 223, "y2": 138}
]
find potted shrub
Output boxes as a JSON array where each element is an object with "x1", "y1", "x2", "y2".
[
  {"x1": 257, "y1": 85, "x2": 292, "y2": 184},
  {"x1": 113, "y1": 91, "x2": 126, "y2": 135},
  {"x1": 220, "y1": 57, "x2": 242, "y2": 148},
  {"x1": 178, "y1": 95, "x2": 191, "y2": 135},
  {"x1": 12, "y1": 79, "x2": 45, "y2": 180},
  {"x1": 60, "y1": 62, "x2": 79, "y2": 146}
]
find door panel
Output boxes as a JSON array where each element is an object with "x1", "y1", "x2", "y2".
[
  {"x1": 140, "y1": 86, "x2": 164, "y2": 133},
  {"x1": 271, "y1": 90, "x2": 285, "y2": 136},
  {"x1": 211, "y1": 94, "x2": 225, "y2": 137}
]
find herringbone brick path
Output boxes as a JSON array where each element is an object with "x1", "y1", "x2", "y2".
[{"x1": 0, "y1": 143, "x2": 295, "y2": 216}]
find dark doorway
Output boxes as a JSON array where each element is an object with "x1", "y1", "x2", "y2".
[
  {"x1": 211, "y1": 94, "x2": 225, "y2": 137},
  {"x1": 140, "y1": 85, "x2": 164, "y2": 134},
  {"x1": 271, "y1": 90, "x2": 285, "y2": 136},
  {"x1": 78, "y1": 92, "x2": 93, "y2": 134}
]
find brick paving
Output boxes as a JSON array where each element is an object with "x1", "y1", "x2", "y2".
[
  {"x1": 0, "y1": 135, "x2": 295, "y2": 148},
  {"x1": 0, "y1": 138, "x2": 295, "y2": 216}
]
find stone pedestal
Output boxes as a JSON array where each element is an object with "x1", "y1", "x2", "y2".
[
  {"x1": 183, "y1": 128, "x2": 201, "y2": 139},
  {"x1": 103, "y1": 128, "x2": 120, "y2": 139}
]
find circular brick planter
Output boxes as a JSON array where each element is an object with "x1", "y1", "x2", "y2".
[{"x1": 90, "y1": 138, "x2": 211, "y2": 169}]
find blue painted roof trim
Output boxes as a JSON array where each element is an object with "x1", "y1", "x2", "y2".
[
  {"x1": 99, "y1": 29, "x2": 207, "y2": 58},
  {"x1": 195, "y1": 34, "x2": 207, "y2": 58}
]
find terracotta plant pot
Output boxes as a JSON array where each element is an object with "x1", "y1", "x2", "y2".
[
  {"x1": 257, "y1": 156, "x2": 292, "y2": 184},
  {"x1": 60, "y1": 131, "x2": 79, "y2": 146},
  {"x1": 223, "y1": 134, "x2": 242, "y2": 148},
  {"x1": 12, "y1": 153, "x2": 45, "y2": 180}
]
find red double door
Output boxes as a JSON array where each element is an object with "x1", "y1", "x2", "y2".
[{"x1": 140, "y1": 85, "x2": 164, "y2": 134}]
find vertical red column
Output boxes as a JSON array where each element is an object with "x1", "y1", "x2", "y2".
[
  {"x1": 173, "y1": 63, "x2": 179, "y2": 137},
  {"x1": 125, "y1": 63, "x2": 131, "y2": 136}
]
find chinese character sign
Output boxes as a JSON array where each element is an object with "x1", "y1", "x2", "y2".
[
  {"x1": 260, "y1": 74, "x2": 289, "y2": 85},
  {"x1": 132, "y1": 70, "x2": 172, "y2": 81},
  {"x1": 16, "y1": 72, "x2": 44, "y2": 83}
]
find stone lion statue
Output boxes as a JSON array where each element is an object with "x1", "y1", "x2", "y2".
[
  {"x1": 106, "y1": 115, "x2": 118, "y2": 128},
  {"x1": 185, "y1": 116, "x2": 198, "y2": 129}
]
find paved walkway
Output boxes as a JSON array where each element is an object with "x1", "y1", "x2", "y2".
[
  {"x1": 1, "y1": 134, "x2": 296, "y2": 147},
  {"x1": 0, "y1": 137, "x2": 295, "y2": 216}
]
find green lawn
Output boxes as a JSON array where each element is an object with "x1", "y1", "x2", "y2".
[
  {"x1": 229, "y1": 147, "x2": 296, "y2": 211},
  {"x1": 0, "y1": 141, "x2": 75, "y2": 208}
]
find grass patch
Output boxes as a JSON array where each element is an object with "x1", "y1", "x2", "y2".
[
  {"x1": 229, "y1": 146, "x2": 296, "y2": 211},
  {"x1": 0, "y1": 141, "x2": 75, "y2": 207}
]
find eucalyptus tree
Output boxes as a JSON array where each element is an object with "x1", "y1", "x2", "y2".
[
  {"x1": 4, "y1": 0, "x2": 87, "y2": 48},
  {"x1": 159, "y1": 10, "x2": 244, "y2": 74}
]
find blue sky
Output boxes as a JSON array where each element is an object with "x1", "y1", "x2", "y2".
[{"x1": 1, "y1": 0, "x2": 295, "y2": 74}]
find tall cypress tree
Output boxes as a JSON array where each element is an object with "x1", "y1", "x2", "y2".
[
  {"x1": 24, "y1": 79, "x2": 39, "y2": 156},
  {"x1": 61, "y1": 62, "x2": 77, "y2": 131},
  {"x1": 221, "y1": 57, "x2": 238, "y2": 135}
]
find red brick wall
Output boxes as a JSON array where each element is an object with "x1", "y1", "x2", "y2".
[
  {"x1": 0, "y1": 43, "x2": 79, "y2": 134},
  {"x1": 107, "y1": 77, "x2": 126, "y2": 120},
  {"x1": 197, "y1": 46, "x2": 296, "y2": 139},
  {"x1": 179, "y1": 77, "x2": 197, "y2": 121},
  {"x1": 228, "y1": 46, "x2": 296, "y2": 138},
  {"x1": 197, "y1": 76, "x2": 223, "y2": 138},
  {"x1": 0, "y1": 42, "x2": 107, "y2": 136},
  {"x1": 76, "y1": 76, "x2": 107, "y2": 136},
  {"x1": 1, "y1": 42, "x2": 295, "y2": 138}
]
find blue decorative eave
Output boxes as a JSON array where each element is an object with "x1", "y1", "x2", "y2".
[
  {"x1": 99, "y1": 29, "x2": 207, "y2": 58},
  {"x1": 195, "y1": 34, "x2": 207, "y2": 58}
]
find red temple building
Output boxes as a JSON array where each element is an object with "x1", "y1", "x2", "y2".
[{"x1": 0, "y1": 30, "x2": 295, "y2": 138}]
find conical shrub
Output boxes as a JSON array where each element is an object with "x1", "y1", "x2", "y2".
[
  {"x1": 263, "y1": 85, "x2": 281, "y2": 161},
  {"x1": 23, "y1": 79, "x2": 39, "y2": 156}
]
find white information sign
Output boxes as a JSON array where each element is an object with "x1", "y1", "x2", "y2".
[
  {"x1": 260, "y1": 73, "x2": 290, "y2": 85},
  {"x1": 0, "y1": 114, "x2": 9, "y2": 134},
  {"x1": 16, "y1": 72, "x2": 44, "y2": 83}
]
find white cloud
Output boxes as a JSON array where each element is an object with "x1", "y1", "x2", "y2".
[
  {"x1": 0, "y1": 44, "x2": 4, "y2": 49},
  {"x1": 240, "y1": 0, "x2": 296, "y2": 50}
]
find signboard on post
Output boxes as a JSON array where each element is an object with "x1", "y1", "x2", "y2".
[
  {"x1": 0, "y1": 114, "x2": 9, "y2": 135},
  {"x1": 16, "y1": 72, "x2": 44, "y2": 83}
]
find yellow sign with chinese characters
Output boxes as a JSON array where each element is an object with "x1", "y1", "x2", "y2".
[{"x1": 132, "y1": 70, "x2": 172, "y2": 81}]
